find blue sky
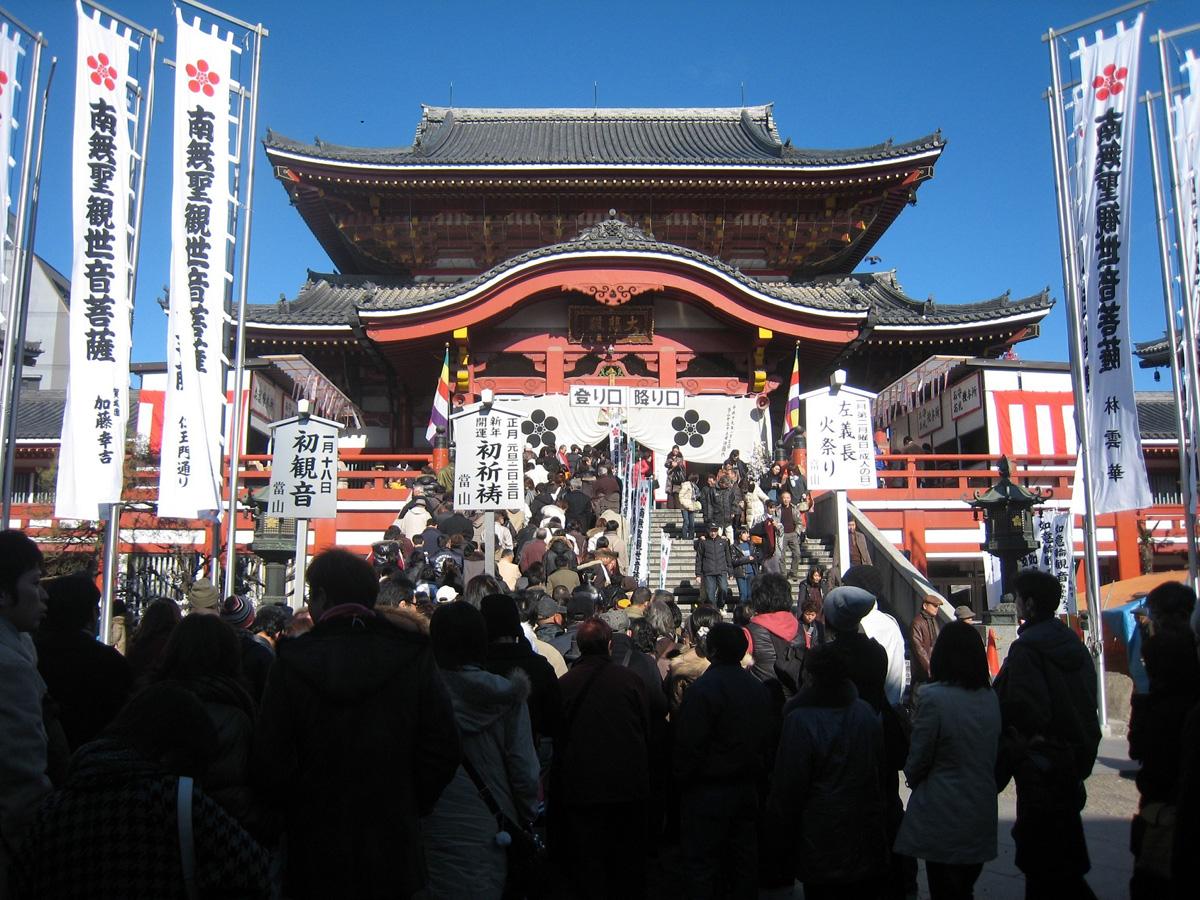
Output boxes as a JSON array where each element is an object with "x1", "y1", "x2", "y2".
[{"x1": 9, "y1": 0, "x2": 1200, "y2": 389}]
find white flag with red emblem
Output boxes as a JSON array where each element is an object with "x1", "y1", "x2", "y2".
[
  {"x1": 1068, "y1": 13, "x2": 1151, "y2": 515},
  {"x1": 158, "y1": 10, "x2": 237, "y2": 519},
  {"x1": 56, "y1": 4, "x2": 138, "y2": 519},
  {"x1": 0, "y1": 25, "x2": 22, "y2": 321}
]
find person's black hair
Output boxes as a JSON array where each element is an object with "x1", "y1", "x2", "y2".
[
  {"x1": 522, "y1": 561, "x2": 545, "y2": 586},
  {"x1": 687, "y1": 604, "x2": 721, "y2": 657},
  {"x1": 645, "y1": 599, "x2": 675, "y2": 640},
  {"x1": 802, "y1": 644, "x2": 847, "y2": 683},
  {"x1": 576, "y1": 617, "x2": 613, "y2": 656},
  {"x1": 800, "y1": 597, "x2": 821, "y2": 616},
  {"x1": 594, "y1": 536, "x2": 609, "y2": 550},
  {"x1": 42, "y1": 571, "x2": 101, "y2": 633},
  {"x1": 0, "y1": 529, "x2": 42, "y2": 600},
  {"x1": 751, "y1": 573, "x2": 793, "y2": 615},
  {"x1": 153, "y1": 614, "x2": 242, "y2": 682},
  {"x1": 929, "y1": 620, "x2": 991, "y2": 689},
  {"x1": 1013, "y1": 568, "x2": 1062, "y2": 620},
  {"x1": 253, "y1": 603, "x2": 292, "y2": 640},
  {"x1": 731, "y1": 603, "x2": 753, "y2": 628},
  {"x1": 429, "y1": 600, "x2": 488, "y2": 670},
  {"x1": 629, "y1": 617, "x2": 657, "y2": 654},
  {"x1": 1145, "y1": 581, "x2": 1196, "y2": 628},
  {"x1": 463, "y1": 574, "x2": 505, "y2": 610},
  {"x1": 307, "y1": 548, "x2": 379, "y2": 609},
  {"x1": 516, "y1": 591, "x2": 540, "y2": 626},
  {"x1": 438, "y1": 560, "x2": 463, "y2": 592},
  {"x1": 104, "y1": 682, "x2": 218, "y2": 777},
  {"x1": 377, "y1": 574, "x2": 416, "y2": 608},
  {"x1": 383, "y1": 525, "x2": 403, "y2": 540},
  {"x1": 667, "y1": 599, "x2": 683, "y2": 631}
]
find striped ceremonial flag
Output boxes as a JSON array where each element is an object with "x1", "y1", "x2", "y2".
[
  {"x1": 785, "y1": 346, "x2": 801, "y2": 434},
  {"x1": 425, "y1": 347, "x2": 451, "y2": 444}
]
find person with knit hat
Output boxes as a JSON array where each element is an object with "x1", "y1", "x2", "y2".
[
  {"x1": 674, "y1": 621, "x2": 773, "y2": 899},
  {"x1": 220, "y1": 595, "x2": 273, "y2": 702},
  {"x1": 184, "y1": 577, "x2": 220, "y2": 616},
  {"x1": 840, "y1": 564, "x2": 907, "y2": 706}
]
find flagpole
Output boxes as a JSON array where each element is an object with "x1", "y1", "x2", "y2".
[
  {"x1": 0, "y1": 54, "x2": 53, "y2": 528},
  {"x1": 0, "y1": 27, "x2": 43, "y2": 523},
  {"x1": 1046, "y1": 30, "x2": 1107, "y2": 729},
  {"x1": 1144, "y1": 92, "x2": 1199, "y2": 588},
  {"x1": 223, "y1": 16, "x2": 268, "y2": 600},
  {"x1": 1155, "y1": 29, "x2": 1200, "y2": 584}
]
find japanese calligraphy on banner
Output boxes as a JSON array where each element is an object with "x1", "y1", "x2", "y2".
[
  {"x1": 568, "y1": 385, "x2": 685, "y2": 409},
  {"x1": 0, "y1": 26, "x2": 21, "y2": 312},
  {"x1": 950, "y1": 374, "x2": 982, "y2": 419},
  {"x1": 267, "y1": 415, "x2": 340, "y2": 519},
  {"x1": 1019, "y1": 511, "x2": 1077, "y2": 615},
  {"x1": 452, "y1": 405, "x2": 524, "y2": 511},
  {"x1": 159, "y1": 10, "x2": 237, "y2": 518},
  {"x1": 803, "y1": 385, "x2": 877, "y2": 490},
  {"x1": 56, "y1": 5, "x2": 137, "y2": 519},
  {"x1": 1069, "y1": 13, "x2": 1151, "y2": 514}
]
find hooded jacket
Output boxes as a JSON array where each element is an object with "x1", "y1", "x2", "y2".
[
  {"x1": 252, "y1": 607, "x2": 460, "y2": 900},
  {"x1": 994, "y1": 616, "x2": 1101, "y2": 781},
  {"x1": 747, "y1": 611, "x2": 800, "y2": 687},
  {"x1": 422, "y1": 668, "x2": 540, "y2": 900},
  {"x1": 768, "y1": 678, "x2": 888, "y2": 886}
]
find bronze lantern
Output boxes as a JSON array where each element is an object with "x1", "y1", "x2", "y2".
[{"x1": 969, "y1": 456, "x2": 1053, "y2": 601}]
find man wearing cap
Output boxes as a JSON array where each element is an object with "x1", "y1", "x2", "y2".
[
  {"x1": 674, "y1": 623, "x2": 773, "y2": 899},
  {"x1": 559, "y1": 589, "x2": 598, "y2": 666},
  {"x1": 535, "y1": 591, "x2": 569, "y2": 651},
  {"x1": 185, "y1": 578, "x2": 220, "y2": 616},
  {"x1": 910, "y1": 595, "x2": 943, "y2": 687},
  {"x1": 694, "y1": 525, "x2": 735, "y2": 609}
]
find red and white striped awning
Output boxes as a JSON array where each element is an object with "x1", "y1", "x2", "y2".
[{"x1": 991, "y1": 390, "x2": 1076, "y2": 458}]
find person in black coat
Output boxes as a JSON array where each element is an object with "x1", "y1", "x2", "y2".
[
  {"x1": 480, "y1": 593, "x2": 563, "y2": 748},
  {"x1": 674, "y1": 623, "x2": 773, "y2": 900},
  {"x1": 36, "y1": 572, "x2": 132, "y2": 751},
  {"x1": 562, "y1": 479, "x2": 594, "y2": 530},
  {"x1": 694, "y1": 525, "x2": 734, "y2": 608},
  {"x1": 252, "y1": 549, "x2": 461, "y2": 900},
  {"x1": 550, "y1": 617, "x2": 651, "y2": 900}
]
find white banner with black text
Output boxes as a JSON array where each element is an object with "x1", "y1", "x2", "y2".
[
  {"x1": 56, "y1": 5, "x2": 137, "y2": 519},
  {"x1": 1069, "y1": 14, "x2": 1151, "y2": 514},
  {"x1": 0, "y1": 26, "x2": 22, "y2": 315},
  {"x1": 158, "y1": 11, "x2": 236, "y2": 518}
]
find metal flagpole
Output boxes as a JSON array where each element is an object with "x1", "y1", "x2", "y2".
[
  {"x1": 1045, "y1": 30, "x2": 1107, "y2": 729},
  {"x1": 1, "y1": 56, "x2": 55, "y2": 528},
  {"x1": 223, "y1": 16, "x2": 267, "y2": 600},
  {"x1": 1144, "y1": 92, "x2": 1200, "y2": 588},
  {"x1": 1155, "y1": 27, "x2": 1200, "y2": 585},
  {"x1": 0, "y1": 26, "x2": 43, "y2": 523}
]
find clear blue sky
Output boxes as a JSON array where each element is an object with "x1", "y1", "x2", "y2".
[{"x1": 9, "y1": 0, "x2": 1200, "y2": 389}]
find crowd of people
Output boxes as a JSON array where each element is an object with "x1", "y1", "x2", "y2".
[{"x1": 0, "y1": 438, "x2": 1198, "y2": 898}]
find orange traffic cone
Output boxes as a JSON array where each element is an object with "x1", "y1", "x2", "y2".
[{"x1": 986, "y1": 628, "x2": 1001, "y2": 678}]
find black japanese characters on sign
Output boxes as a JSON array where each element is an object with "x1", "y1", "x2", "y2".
[
  {"x1": 83, "y1": 98, "x2": 119, "y2": 364},
  {"x1": 805, "y1": 391, "x2": 876, "y2": 491},
  {"x1": 1093, "y1": 107, "x2": 1124, "y2": 377},
  {"x1": 268, "y1": 418, "x2": 340, "y2": 519},
  {"x1": 184, "y1": 106, "x2": 216, "y2": 374},
  {"x1": 454, "y1": 409, "x2": 524, "y2": 512}
]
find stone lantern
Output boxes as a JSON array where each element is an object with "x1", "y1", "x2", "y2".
[
  {"x1": 248, "y1": 485, "x2": 297, "y2": 606},
  {"x1": 969, "y1": 456, "x2": 1052, "y2": 605}
]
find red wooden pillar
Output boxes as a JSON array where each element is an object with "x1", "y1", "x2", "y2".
[
  {"x1": 903, "y1": 509, "x2": 928, "y2": 575},
  {"x1": 659, "y1": 347, "x2": 677, "y2": 387},
  {"x1": 312, "y1": 517, "x2": 337, "y2": 556},
  {"x1": 546, "y1": 346, "x2": 565, "y2": 393},
  {"x1": 1113, "y1": 510, "x2": 1141, "y2": 582}
]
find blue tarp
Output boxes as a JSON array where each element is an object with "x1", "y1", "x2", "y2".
[{"x1": 1103, "y1": 600, "x2": 1147, "y2": 694}]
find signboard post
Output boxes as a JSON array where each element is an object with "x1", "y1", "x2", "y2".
[
  {"x1": 451, "y1": 393, "x2": 524, "y2": 578},
  {"x1": 800, "y1": 371, "x2": 877, "y2": 575},
  {"x1": 266, "y1": 401, "x2": 342, "y2": 610}
]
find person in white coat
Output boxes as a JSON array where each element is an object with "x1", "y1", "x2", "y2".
[
  {"x1": 0, "y1": 530, "x2": 51, "y2": 899},
  {"x1": 423, "y1": 601, "x2": 540, "y2": 900},
  {"x1": 894, "y1": 620, "x2": 1001, "y2": 899},
  {"x1": 843, "y1": 565, "x2": 908, "y2": 706}
]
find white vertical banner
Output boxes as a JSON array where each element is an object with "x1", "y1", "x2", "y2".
[
  {"x1": 1175, "y1": 51, "x2": 1200, "y2": 363},
  {"x1": 0, "y1": 26, "x2": 21, "y2": 315},
  {"x1": 56, "y1": 5, "x2": 137, "y2": 519},
  {"x1": 1069, "y1": 14, "x2": 1151, "y2": 514},
  {"x1": 158, "y1": 11, "x2": 236, "y2": 518}
]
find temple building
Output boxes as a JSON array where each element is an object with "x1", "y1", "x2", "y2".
[{"x1": 247, "y1": 104, "x2": 1052, "y2": 453}]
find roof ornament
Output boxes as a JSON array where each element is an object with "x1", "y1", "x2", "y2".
[{"x1": 574, "y1": 211, "x2": 656, "y2": 244}]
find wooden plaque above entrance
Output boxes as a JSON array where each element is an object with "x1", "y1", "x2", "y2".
[{"x1": 568, "y1": 305, "x2": 654, "y2": 345}]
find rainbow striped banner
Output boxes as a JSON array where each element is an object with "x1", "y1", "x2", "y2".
[
  {"x1": 425, "y1": 347, "x2": 451, "y2": 444},
  {"x1": 785, "y1": 346, "x2": 801, "y2": 434}
]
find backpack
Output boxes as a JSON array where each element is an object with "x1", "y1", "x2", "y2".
[{"x1": 748, "y1": 622, "x2": 807, "y2": 699}]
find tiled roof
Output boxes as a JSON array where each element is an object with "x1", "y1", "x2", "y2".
[
  {"x1": 265, "y1": 105, "x2": 945, "y2": 168},
  {"x1": 1137, "y1": 392, "x2": 1179, "y2": 440},
  {"x1": 15, "y1": 389, "x2": 65, "y2": 440},
  {"x1": 246, "y1": 220, "x2": 1050, "y2": 330}
]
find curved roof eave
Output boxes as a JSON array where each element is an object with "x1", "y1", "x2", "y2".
[
  {"x1": 353, "y1": 248, "x2": 869, "y2": 323},
  {"x1": 870, "y1": 309, "x2": 1049, "y2": 332},
  {"x1": 263, "y1": 143, "x2": 944, "y2": 176}
]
